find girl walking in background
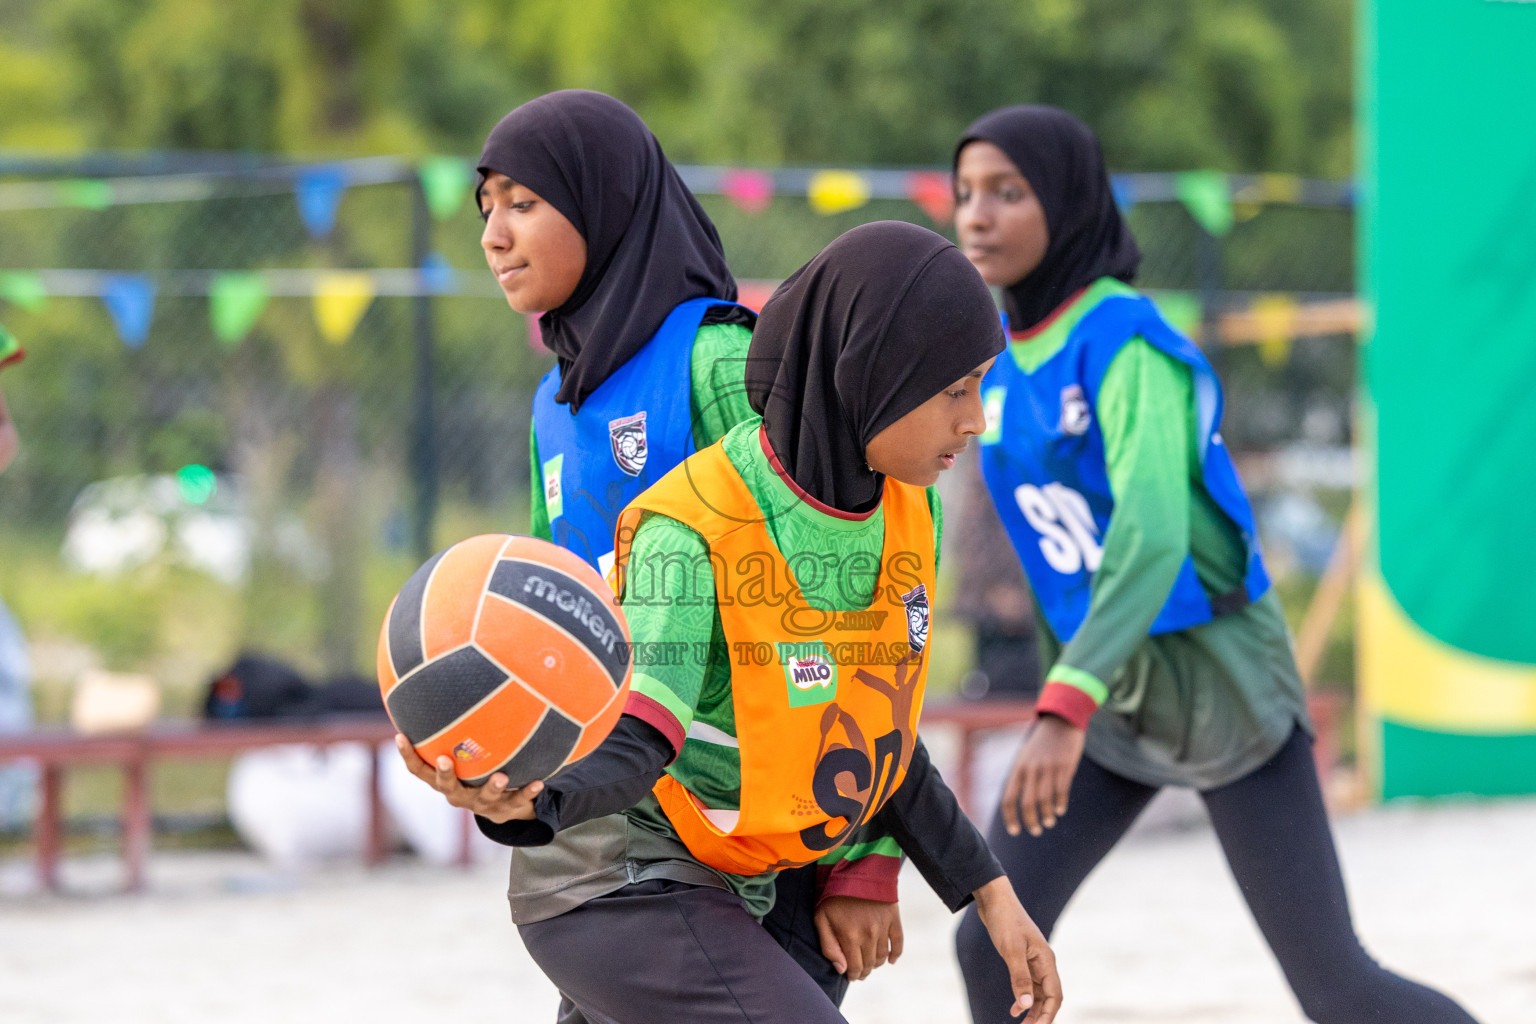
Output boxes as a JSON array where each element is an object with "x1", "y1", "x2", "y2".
[{"x1": 948, "y1": 104, "x2": 1481, "y2": 1024}]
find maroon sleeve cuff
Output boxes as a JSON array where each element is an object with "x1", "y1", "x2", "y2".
[
  {"x1": 1035, "y1": 681, "x2": 1098, "y2": 731},
  {"x1": 817, "y1": 853, "x2": 902, "y2": 905},
  {"x1": 0, "y1": 348, "x2": 25, "y2": 371},
  {"x1": 621, "y1": 692, "x2": 684, "y2": 763}
]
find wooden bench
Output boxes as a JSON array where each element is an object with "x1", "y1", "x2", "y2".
[{"x1": 0, "y1": 716, "x2": 399, "y2": 894}]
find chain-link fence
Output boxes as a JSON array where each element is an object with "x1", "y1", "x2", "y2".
[{"x1": 0, "y1": 154, "x2": 1358, "y2": 703}]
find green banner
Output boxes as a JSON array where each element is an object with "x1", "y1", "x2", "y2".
[{"x1": 1361, "y1": 0, "x2": 1536, "y2": 796}]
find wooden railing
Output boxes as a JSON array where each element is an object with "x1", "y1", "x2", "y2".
[
  {"x1": 0, "y1": 716, "x2": 398, "y2": 894},
  {"x1": 1, "y1": 695, "x2": 1344, "y2": 893}
]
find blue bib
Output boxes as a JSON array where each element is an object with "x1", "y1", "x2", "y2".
[
  {"x1": 532, "y1": 297, "x2": 749, "y2": 577},
  {"x1": 979, "y1": 293, "x2": 1269, "y2": 643}
]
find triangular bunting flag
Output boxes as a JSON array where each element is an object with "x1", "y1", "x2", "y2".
[
  {"x1": 0, "y1": 272, "x2": 48, "y2": 312},
  {"x1": 312, "y1": 272, "x2": 375, "y2": 344},
  {"x1": 295, "y1": 166, "x2": 349, "y2": 238},
  {"x1": 721, "y1": 169, "x2": 775, "y2": 214},
  {"x1": 101, "y1": 274, "x2": 156, "y2": 349},
  {"x1": 1253, "y1": 294, "x2": 1297, "y2": 366},
  {"x1": 1111, "y1": 176, "x2": 1135, "y2": 213},
  {"x1": 209, "y1": 273, "x2": 269, "y2": 348},
  {"x1": 1176, "y1": 171, "x2": 1233, "y2": 236},
  {"x1": 807, "y1": 170, "x2": 869, "y2": 215},
  {"x1": 418, "y1": 253, "x2": 456, "y2": 295},
  {"x1": 57, "y1": 179, "x2": 114, "y2": 211},
  {"x1": 418, "y1": 157, "x2": 471, "y2": 221},
  {"x1": 905, "y1": 171, "x2": 954, "y2": 224}
]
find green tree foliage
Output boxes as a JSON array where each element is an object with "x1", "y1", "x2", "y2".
[{"x1": 0, "y1": 0, "x2": 1351, "y2": 173}]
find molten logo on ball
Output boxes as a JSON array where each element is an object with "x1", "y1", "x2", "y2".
[{"x1": 521, "y1": 573, "x2": 625, "y2": 658}]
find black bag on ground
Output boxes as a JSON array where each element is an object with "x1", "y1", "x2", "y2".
[{"x1": 202, "y1": 654, "x2": 315, "y2": 721}]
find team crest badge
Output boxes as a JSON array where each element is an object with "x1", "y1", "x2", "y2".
[
  {"x1": 1059, "y1": 384, "x2": 1092, "y2": 436},
  {"x1": 608, "y1": 411, "x2": 648, "y2": 476},
  {"x1": 901, "y1": 584, "x2": 930, "y2": 654},
  {"x1": 452, "y1": 738, "x2": 485, "y2": 763}
]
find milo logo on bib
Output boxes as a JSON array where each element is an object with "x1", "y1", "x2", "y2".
[{"x1": 779, "y1": 641, "x2": 838, "y2": 708}]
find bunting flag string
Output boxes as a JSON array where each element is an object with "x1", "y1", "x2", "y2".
[
  {"x1": 312, "y1": 272, "x2": 375, "y2": 344},
  {"x1": 0, "y1": 160, "x2": 1356, "y2": 227},
  {"x1": 3, "y1": 268, "x2": 1364, "y2": 354}
]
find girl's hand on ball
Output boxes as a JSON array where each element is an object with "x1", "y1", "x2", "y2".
[{"x1": 394, "y1": 734, "x2": 543, "y2": 823}]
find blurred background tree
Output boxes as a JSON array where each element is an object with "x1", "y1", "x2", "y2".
[{"x1": 1, "y1": 0, "x2": 1352, "y2": 173}]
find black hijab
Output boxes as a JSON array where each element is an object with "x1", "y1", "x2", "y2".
[
  {"x1": 746, "y1": 222, "x2": 1004, "y2": 512},
  {"x1": 955, "y1": 105, "x2": 1141, "y2": 332},
  {"x1": 477, "y1": 90, "x2": 737, "y2": 410}
]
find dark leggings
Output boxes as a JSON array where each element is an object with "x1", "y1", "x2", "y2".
[{"x1": 955, "y1": 728, "x2": 1481, "y2": 1024}]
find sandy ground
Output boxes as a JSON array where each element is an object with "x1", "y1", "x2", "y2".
[{"x1": 1, "y1": 790, "x2": 1532, "y2": 1023}]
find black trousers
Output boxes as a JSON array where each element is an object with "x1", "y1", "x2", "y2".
[
  {"x1": 955, "y1": 727, "x2": 1482, "y2": 1024},
  {"x1": 519, "y1": 879, "x2": 846, "y2": 1024}
]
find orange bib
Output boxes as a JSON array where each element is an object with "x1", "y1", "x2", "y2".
[{"x1": 614, "y1": 439, "x2": 936, "y2": 875}]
